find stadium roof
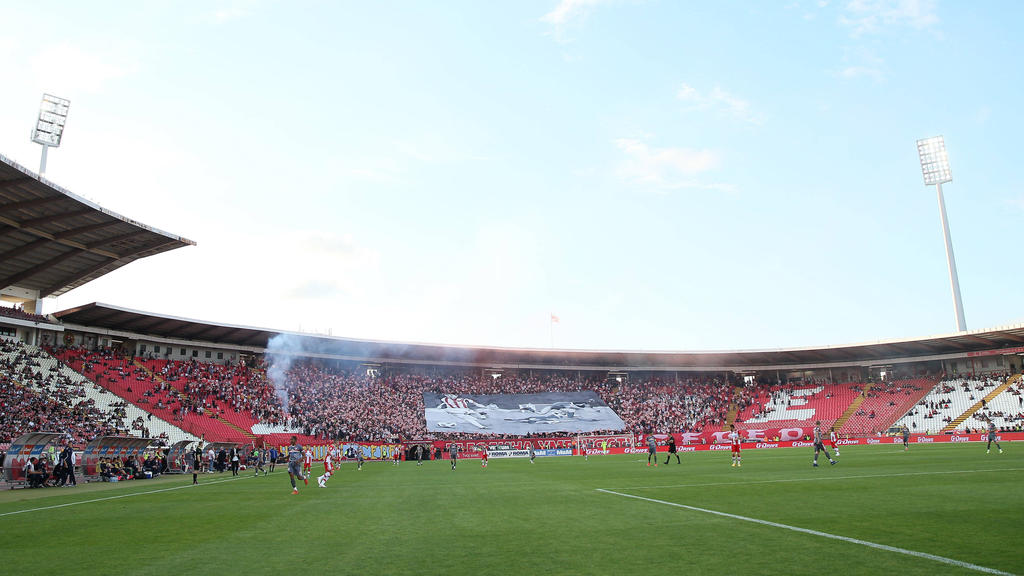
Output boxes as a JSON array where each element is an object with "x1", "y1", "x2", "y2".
[
  {"x1": 53, "y1": 302, "x2": 1024, "y2": 370},
  {"x1": 0, "y1": 153, "x2": 195, "y2": 297},
  {"x1": 55, "y1": 302, "x2": 273, "y2": 348}
]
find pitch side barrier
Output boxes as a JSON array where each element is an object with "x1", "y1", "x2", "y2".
[
  {"x1": 82, "y1": 436, "x2": 156, "y2": 478},
  {"x1": 586, "y1": 432, "x2": 1024, "y2": 455},
  {"x1": 268, "y1": 442, "x2": 404, "y2": 462},
  {"x1": 3, "y1": 432, "x2": 66, "y2": 484},
  {"x1": 427, "y1": 432, "x2": 1021, "y2": 458}
]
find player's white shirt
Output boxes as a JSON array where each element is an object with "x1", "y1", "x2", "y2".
[
  {"x1": 729, "y1": 431, "x2": 740, "y2": 445},
  {"x1": 829, "y1": 431, "x2": 837, "y2": 443},
  {"x1": 303, "y1": 449, "x2": 313, "y2": 464},
  {"x1": 324, "y1": 452, "x2": 333, "y2": 466}
]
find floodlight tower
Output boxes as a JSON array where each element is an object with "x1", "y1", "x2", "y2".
[
  {"x1": 916, "y1": 135, "x2": 966, "y2": 332},
  {"x1": 31, "y1": 94, "x2": 71, "y2": 176}
]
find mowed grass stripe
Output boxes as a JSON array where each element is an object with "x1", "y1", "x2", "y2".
[
  {"x1": 0, "y1": 473, "x2": 251, "y2": 517},
  {"x1": 595, "y1": 488, "x2": 1016, "y2": 576}
]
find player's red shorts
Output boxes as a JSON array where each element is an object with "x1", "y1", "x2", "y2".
[
  {"x1": 731, "y1": 445, "x2": 741, "y2": 454},
  {"x1": 829, "y1": 441, "x2": 837, "y2": 450}
]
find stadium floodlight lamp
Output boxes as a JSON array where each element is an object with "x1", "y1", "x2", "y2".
[
  {"x1": 916, "y1": 135, "x2": 966, "y2": 332},
  {"x1": 917, "y1": 136, "x2": 952, "y2": 186},
  {"x1": 31, "y1": 93, "x2": 71, "y2": 176}
]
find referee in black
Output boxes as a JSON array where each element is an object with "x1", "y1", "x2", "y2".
[
  {"x1": 192, "y1": 443, "x2": 203, "y2": 484},
  {"x1": 664, "y1": 434, "x2": 680, "y2": 464}
]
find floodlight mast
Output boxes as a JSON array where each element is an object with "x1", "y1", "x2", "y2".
[
  {"x1": 31, "y1": 94, "x2": 70, "y2": 176},
  {"x1": 916, "y1": 135, "x2": 966, "y2": 332}
]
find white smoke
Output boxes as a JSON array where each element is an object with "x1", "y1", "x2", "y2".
[{"x1": 266, "y1": 333, "x2": 307, "y2": 416}]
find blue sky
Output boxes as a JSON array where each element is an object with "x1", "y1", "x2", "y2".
[{"x1": 1, "y1": 1, "x2": 1022, "y2": 351}]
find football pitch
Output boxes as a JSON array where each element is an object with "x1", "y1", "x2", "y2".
[{"x1": 1, "y1": 443, "x2": 1021, "y2": 575}]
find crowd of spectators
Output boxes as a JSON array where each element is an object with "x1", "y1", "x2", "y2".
[
  {"x1": 51, "y1": 346, "x2": 284, "y2": 431},
  {"x1": 0, "y1": 304, "x2": 51, "y2": 324},
  {"x1": 1, "y1": 339, "x2": 128, "y2": 446},
  {"x1": 283, "y1": 364, "x2": 733, "y2": 441}
]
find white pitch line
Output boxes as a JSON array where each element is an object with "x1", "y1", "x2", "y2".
[
  {"x1": 0, "y1": 474, "x2": 252, "y2": 518},
  {"x1": 610, "y1": 466, "x2": 1024, "y2": 491},
  {"x1": 596, "y1": 488, "x2": 1016, "y2": 576}
]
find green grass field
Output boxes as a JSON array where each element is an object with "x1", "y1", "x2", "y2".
[{"x1": 2, "y1": 443, "x2": 1021, "y2": 575}]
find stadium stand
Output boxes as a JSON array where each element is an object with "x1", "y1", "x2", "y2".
[
  {"x1": 894, "y1": 376, "x2": 1009, "y2": 435},
  {"x1": 958, "y1": 374, "x2": 1023, "y2": 432},
  {"x1": 48, "y1": 347, "x2": 234, "y2": 443},
  {"x1": 0, "y1": 305, "x2": 51, "y2": 324},
  {"x1": 733, "y1": 382, "x2": 860, "y2": 434},
  {"x1": 0, "y1": 339, "x2": 197, "y2": 446},
  {"x1": 839, "y1": 378, "x2": 936, "y2": 436},
  {"x1": 283, "y1": 364, "x2": 733, "y2": 441}
]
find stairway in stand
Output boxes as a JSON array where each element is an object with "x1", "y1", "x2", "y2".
[
  {"x1": 722, "y1": 385, "x2": 744, "y2": 430},
  {"x1": 942, "y1": 374, "x2": 1022, "y2": 433},
  {"x1": 833, "y1": 382, "x2": 872, "y2": 430}
]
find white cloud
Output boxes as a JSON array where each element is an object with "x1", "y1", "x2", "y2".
[
  {"x1": 837, "y1": 65, "x2": 884, "y2": 81},
  {"x1": 614, "y1": 137, "x2": 725, "y2": 191},
  {"x1": 833, "y1": 46, "x2": 886, "y2": 81},
  {"x1": 676, "y1": 83, "x2": 761, "y2": 125},
  {"x1": 207, "y1": 0, "x2": 261, "y2": 23},
  {"x1": 540, "y1": 0, "x2": 608, "y2": 42},
  {"x1": 839, "y1": 0, "x2": 939, "y2": 36},
  {"x1": 29, "y1": 42, "x2": 136, "y2": 95}
]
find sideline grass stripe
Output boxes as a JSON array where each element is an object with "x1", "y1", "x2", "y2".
[
  {"x1": 0, "y1": 474, "x2": 249, "y2": 518},
  {"x1": 596, "y1": 488, "x2": 1016, "y2": 576},
  {"x1": 612, "y1": 466, "x2": 1024, "y2": 491}
]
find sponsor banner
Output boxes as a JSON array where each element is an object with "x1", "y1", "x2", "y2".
[
  {"x1": 533, "y1": 449, "x2": 573, "y2": 457},
  {"x1": 428, "y1": 432, "x2": 1024, "y2": 460},
  {"x1": 568, "y1": 433, "x2": 1024, "y2": 455},
  {"x1": 423, "y1": 391, "x2": 626, "y2": 435},
  {"x1": 578, "y1": 434, "x2": 635, "y2": 450},
  {"x1": 276, "y1": 442, "x2": 402, "y2": 462},
  {"x1": 487, "y1": 450, "x2": 531, "y2": 459}
]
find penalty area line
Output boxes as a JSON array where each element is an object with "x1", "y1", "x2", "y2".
[
  {"x1": 0, "y1": 474, "x2": 252, "y2": 518},
  {"x1": 595, "y1": 488, "x2": 1015, "y2": 576}
]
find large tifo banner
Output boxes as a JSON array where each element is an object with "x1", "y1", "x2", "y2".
[{"x1": 423, "y1": 391, "x2": 626, "y2": 435}]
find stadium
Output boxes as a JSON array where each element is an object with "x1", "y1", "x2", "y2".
[{"x1": 2, "y1": 4, "x2": 1023, "y2": 576}]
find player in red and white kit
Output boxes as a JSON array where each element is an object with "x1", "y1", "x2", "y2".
[
  {"x1": 729, "y1": 424, "x2": 741, "y2": 467},
  {"x1": 829, "y1": 426, "x2": 840, "y2": 457},
  {"x1": 392, "y1": 445, "x2": 402, "y2": 466},
  {"x1": 317, "y1": 445, "x2": 337, "y2": 488},
  {"x1": 303, "y1": 447, "x2": 313, "y2": 475},
  {"x1": 480, "y1": 448, "x2": 488, "y2": 468}
]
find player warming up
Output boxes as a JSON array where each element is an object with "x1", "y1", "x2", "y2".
[
  {"x1": 987, "y1": 421, "x2": 1004, "y2": 454},
  {"x1": 318, "y1": 444, "x2": 337, "y2": 488},
  {"x1": 902, "y1": 425, "x2": 910, "y2": 452},
  {"x1": 812, "y1": 421, "x2": 837, "y2": 467},
  {"x1": 829, "y1": 426, "x2": 840, "y2": 457},
  {"x1": 287, "y1": 436, "x2": 308, "y2": 494},
  {"x1": 646, "y1": 434, "x2": 658, "y2": 467},
  {"x1": 665, "y1": 434, "x2": 680, "y2": 464},
  {"x1": 303, "y1": 447, "x2": 313, "y2": 476},
  {"x1": 729, "y1": 424, "x2": 741, "y2": 467}
]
